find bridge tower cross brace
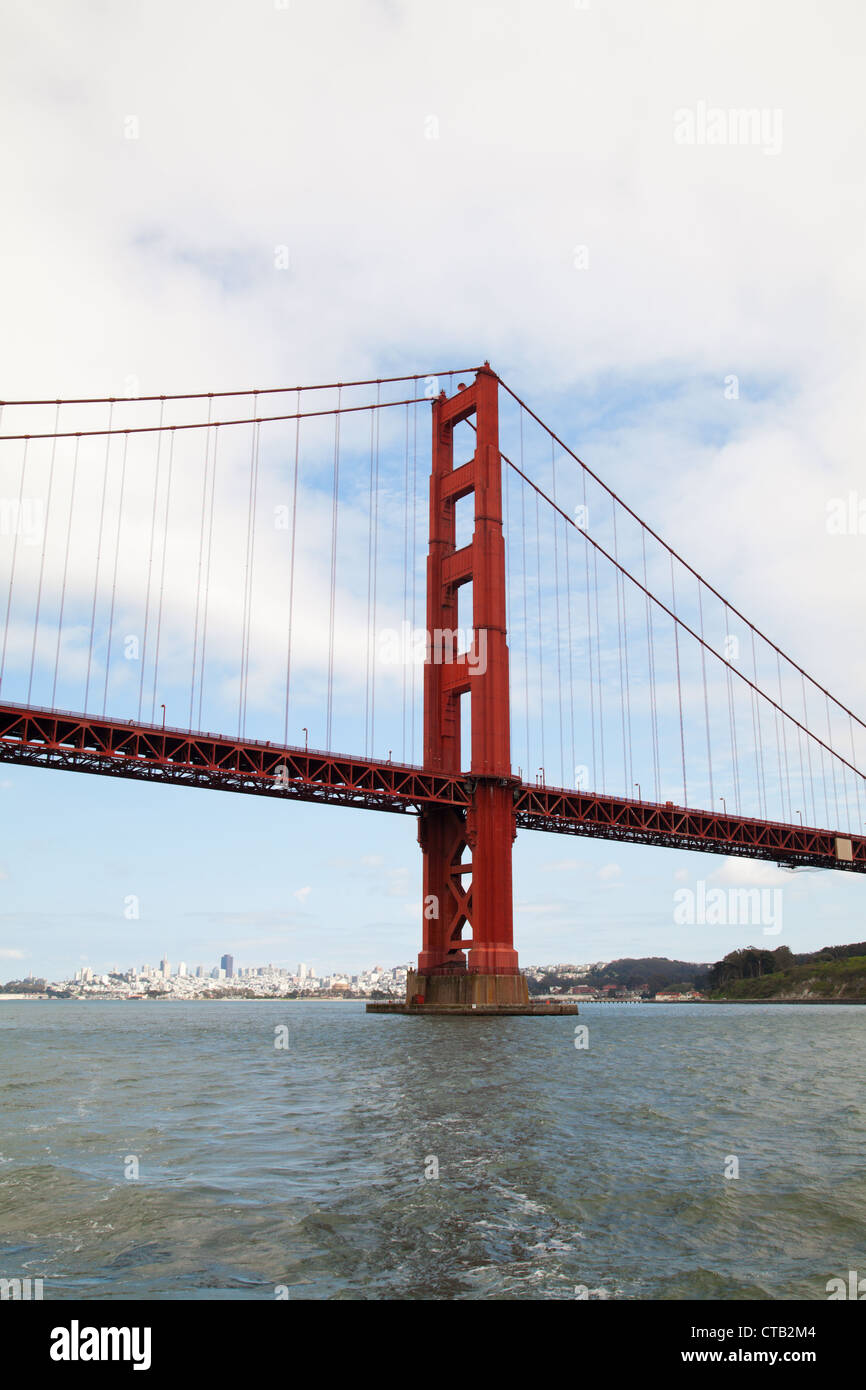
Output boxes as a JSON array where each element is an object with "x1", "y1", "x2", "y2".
[{"x1": 412, "y1": 364, "x2": 528, "y2": 1009}]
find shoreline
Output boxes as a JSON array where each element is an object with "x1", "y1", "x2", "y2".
[
  {"x1": 5, "y1": 994, "x2": 865, "y2": 1007},
  {"x1": 0, "y1": 994, "x2": 376, "y2": 1003}
]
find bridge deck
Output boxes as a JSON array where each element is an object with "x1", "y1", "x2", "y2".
[{"x1": 0, "y1": 701, "x2": 863, "y2": 873}]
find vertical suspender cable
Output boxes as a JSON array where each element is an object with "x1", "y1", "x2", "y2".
[
  {"x1": 747, "y1": 650, "x2": 762, "y2": 819},
  {"x1": 520, "y1": 411, "x2": 530, "y2": 776},
  {"x1": 504, "y1": 433, "x2": 514, "y2": 766},
  {"x1": 619, "y1": 514, "x2": 634, "y2": 794},
  {"x1": 283, "y1": 391, "x2": 301, "y2": 748},
  {"x1": 51, "y1": 436, "x2": 79, "y2": 708},
  {"x1": 364, "y1": 404, "x2": 375, "y2": 757},
  {"x1": 670, "y1": 554, "x2": 687, "y2": 805},
  {"x1": 370, "y1": 389, "x2": 381, "y2": 754},
  {"x1": 138, "y1": 401, "x2": 165, "y2": 721},
  {"x1": 197, "y1": 425, "x2": 219, "y2": 732},
  {"x1": 584, "y1": 469, "x2": 597, "y2": 791},
  {"x1": 550, "y1": 442, "x2": 564, "y2": 784},
  {"x1": 642, "y1": 531, "x2": 660, "y2": 802},
  {"x1": 723, "y1": 603, "x2": 740, "y2": 814},
  {"x1": 801, "y1": 674, "x2": 817, "y2": 826},
  {"x1": 776, "y1": 652, "x2": 792, "y2": 821},
  {"x1": 794, "y1": 724, "x2": 807, "y2": 824},
  {"x1": 402, "y1": 403, "x2": 409, "y2": 762},
  {"x1": 593, "y1": 544, "x2": 605, "y2": 794},
  {"x1": 102, "y1": 431, "x2": 130, "y2": 717},
  {"x1": 151, "y1": 425, "x2": 175, "y2": 722},
  {"x1": 411, "y1": 400, "x2": 418, "y2": 764},
  {"x1": 849, "y1": 715, "x2": 862, "y2": 828},
  {"x1": 238, "y1": 405, "x2": 257, "y2": 736},
  {"x1": 535, "y1": 487, "x2": 545, "y2": 777},
  {"x1": 817, "y1": 739, "x2": 829, "y2": 830},
  {"x1": 189, "y1": 399, "x2": 213, "y2": 730},
  {"x1": 326, "y1": 388, "x2": 341, "y2": 750},
  {"x1": 697, "y1": 580, "x2": 714, "y2": 809},
  {"x1": 84, "y1": 401, "x2": 114, "y2": 710},
  {"x1": 241, "y1": 417, "x2": 261, "y2": 737},
  {"x1": 366, "y1": 391, "x2": 378, "y2": 756},
  {"x1": 825, "y1": 694, "x2": 840, "y2": 828},
  {"x1": 613, "y1": 501, "x2": 629, "y2": 796},
  {"x1": 563, "y1": 482, "x2": 576, "y2": 786},
  {"x1": 750, "y1": 629, "x2": 766, "y2": 818},
  {"x1": 27, "y1": 404, "x2": 60, "y2": 702},
  {"x1": 0, "y1": 436, "x2": 30, "y2": 694}
]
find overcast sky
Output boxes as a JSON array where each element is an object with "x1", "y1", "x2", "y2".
[{"x1": 2, "y1": 0, "x2": 865, "y2": 980}]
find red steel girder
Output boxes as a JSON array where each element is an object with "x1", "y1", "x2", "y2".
[
  {"x1": 513, "y1": 784, "x2": 866, "y2": 872},
  {"x1": 0, "y1": 699, "x2": 863, "y2": 873},
  {"x1": 0, "y1": 701, "x2": 470, "y2": 815}
]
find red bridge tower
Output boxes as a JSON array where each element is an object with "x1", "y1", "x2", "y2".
[{"x1": 394, "y1": 366, "x2": 572, "y2": 1014}]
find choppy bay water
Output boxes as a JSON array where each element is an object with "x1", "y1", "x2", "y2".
[{"x1": 0, "y1": 1000, "x2": 864, "y2": 1300}]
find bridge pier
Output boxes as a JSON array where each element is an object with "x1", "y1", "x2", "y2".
[
  {"x1": 368, "y1": 364, "x2": 576, "y2": 1019},
  {"x1": 366, "y1": 969, "x2": 577, "y2": 1015}
]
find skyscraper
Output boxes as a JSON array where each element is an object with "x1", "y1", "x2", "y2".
[{"x1": 220, "y1": 953, "x2": 234, "y2": 978}]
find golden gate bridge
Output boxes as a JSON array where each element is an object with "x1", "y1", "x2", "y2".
[{"x1": 0, "y1": 364, "x2": 863, "y2": 1013}]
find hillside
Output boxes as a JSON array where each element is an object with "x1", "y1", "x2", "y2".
[
  {"x1": 525, "y1": 942, "x2": 866, "y2": 1001},
  {"x1": 711, "y1": 953, "x2": 866, "y2": 1001},
  {"x1": 527, "y1": 956, "x2": 709, "y2": 997}
]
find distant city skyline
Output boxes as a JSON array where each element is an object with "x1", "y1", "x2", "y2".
[
  {"x1": 3, "y1": 955, "x2": 638, "y2": 1005},
  {"x1": 6, "y1": 953, "x2": 618, "y2": 986}
]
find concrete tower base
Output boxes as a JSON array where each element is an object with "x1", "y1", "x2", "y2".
[{"x1": 366, "y1": 970, "x2": 578, "y2": 1016}]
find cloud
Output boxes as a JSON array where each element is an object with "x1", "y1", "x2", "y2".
[
  {"x1": 0, "y1": 948, "x2": 25, "y2": 959},
  {"x1": 708, "y1": 858, "x2": 795, "y2": 888},
  {"x1": 598, "y1": 864, "x2": 622, "y2": 881},
  {"x1": 1, "y1": 1, "x2": 865, "y2": 974},
  {"x1": 1, "y1": 0, "x2": 864, "y2": 781},
  {"x1": 293, "y1": 885, "x2": 312, "y2": 902}
]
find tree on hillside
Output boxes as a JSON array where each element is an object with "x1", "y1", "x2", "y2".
[{"x1": 708, "y1": 945, "x2": 793, "y2": 990}]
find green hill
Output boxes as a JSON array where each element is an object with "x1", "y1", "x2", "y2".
[{"x1": 711, "y1": 953, "x2": 866, "y2": 1001}]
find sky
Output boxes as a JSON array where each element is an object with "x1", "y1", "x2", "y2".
[{"x1": 1, "y1": 0, "x2": 866, "y2": 981}]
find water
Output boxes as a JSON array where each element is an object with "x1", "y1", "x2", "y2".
[{"x1": 1, "y1": 1000, "x2": 864, "y2": 1300}]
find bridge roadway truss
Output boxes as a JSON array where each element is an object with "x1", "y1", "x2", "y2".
[{"x1": 1, "y1": 700, "x2": 863, "y2": 874}]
